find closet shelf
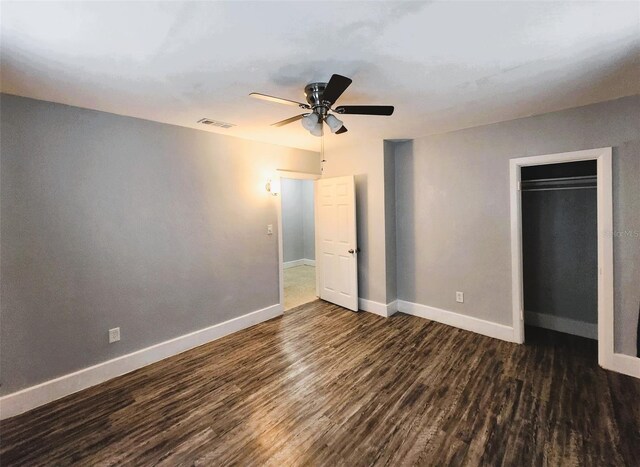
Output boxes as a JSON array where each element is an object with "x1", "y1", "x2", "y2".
[{"x1": 521, "y1": 175, "x2": 596, "y2": 192}]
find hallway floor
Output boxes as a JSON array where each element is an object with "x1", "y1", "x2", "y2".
[{"x1": 284, "y1": 265, "x2": 316, "y2": 310}]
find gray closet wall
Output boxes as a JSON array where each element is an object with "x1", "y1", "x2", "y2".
[{"x1": 521, "y1": 161, "x2": 598, "y2": 338}]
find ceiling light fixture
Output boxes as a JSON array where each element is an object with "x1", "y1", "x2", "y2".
[
  {"x1": 301, "y1": 112, "x2": 322, "y2": 136},
  {"x1": 301, "y1": 113, "x2": 318, "y2": 131},
  {"x1": 300, "y1": 112, "x2": 324, "y2": 137},
  {"x1": 309, "y1": 122, "x2": 323, "y2": 137},
  {"x1": 325, "y1": 114, "x2": 343, "y2": 134}
]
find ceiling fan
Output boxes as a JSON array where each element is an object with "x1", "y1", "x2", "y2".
[{"x1": 250, "y1": 74, "x2": 394, "y2": 136}]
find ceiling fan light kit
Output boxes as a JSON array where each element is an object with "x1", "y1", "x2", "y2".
[
  {"x1": 325, "y1": 114, "x2": 344, "y2": 134},
  {"x1": 309, "y1": 123, "x2": 323, "y2": 137},
  {"x1": 250, "y1": 74, "x2": 394, "y2": 137},
  {"x1": 301, "y1": 113, "x2": 319, "y2": 130}
]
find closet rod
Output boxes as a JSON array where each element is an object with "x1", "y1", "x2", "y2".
[
  {"x1": 522, "y1": 186, "x2": 596, "y2": 192},
  {"x1": 522, "y1": 175, "x2": 596, "y2": 183}
]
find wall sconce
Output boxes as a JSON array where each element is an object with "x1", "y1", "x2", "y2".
[{"x1": 265, "y1": 178, "x2": 280, "y2": 196}]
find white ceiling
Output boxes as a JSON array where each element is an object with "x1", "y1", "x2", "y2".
[{"x1": 2, "y1": 1, "x2": 639, "y2": 151}]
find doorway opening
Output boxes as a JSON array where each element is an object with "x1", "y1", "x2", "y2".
[
  {"x1": 521, "y1": 161, "x2": 598, "y2": 356},
  {"x1": 521, "y1": 160, "x2": 598, "y2": 341},
  {"x1": 510, "y1": 147, "x2": 613, "y2": 369},
  {"x1": 281, "y1": 178, "x2": 317, "y2": 310}
]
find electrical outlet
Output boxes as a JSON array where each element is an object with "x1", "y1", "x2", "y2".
[
  {"x1": 456, "y1": 291, "x2": 464, "y2": 303},
  {"x1": 267, "y1": 224, "x2": 273, "y2": 235},
  {"x1": 109, "y1": 327, "x2": 120, "y2": 343}
]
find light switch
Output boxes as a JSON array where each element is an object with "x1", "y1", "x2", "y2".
[
  {"x1": 456, "y1": 292, "x2": 464, "y2": 303},
  {"x1": 267, "y1": 224, "x2": 273, "y2": 235}
]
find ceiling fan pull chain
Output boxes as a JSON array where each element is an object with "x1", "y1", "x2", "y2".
[{"x1": 321, "y1": 134, "x2": 326, "y2": 174}]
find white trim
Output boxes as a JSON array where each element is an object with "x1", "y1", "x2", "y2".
[
  {"x1": 0, "y1": 303, "x2": 283, "y2": 420},
  {"x1": 276, "y1": 190, "x2": 285, "y2": 310},
  {"x1": 397, "y1": 300, "x2": 517, "y2": 342},
  {"x1": 314, "y1": 181, "x2": 321, "y2": 301},
  {"x1": 283, "y1": 258, "x2": 315, "y2": 269},
  {"x1": 284, "y1": 259, "x2": 305, "y2": 269},
  {"x1": 276, "y1": 169, "x2": 321, "y2": 180},
  {"x1": 509, "y1": 159, "x2": 525, "y2": 344},
  {"x1": 606, "y1": 353, "x2": 640, "y2": 379},
  {"x1": 509, "y1": 148, "x2": 616, "y2": 371},
  {"x1": 524, "y1": 311, "x2": 598, "y2": 340},
  {"x1": 359, "y1": 298, "x2": 398, "y2": 317},
  {"x1": 597, "y1": 150, "x2": 615, "y2": 367}
]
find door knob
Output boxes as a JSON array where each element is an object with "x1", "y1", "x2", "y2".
[{"x1": 348, "y1": 248, "x2": 360, "y2": 254}]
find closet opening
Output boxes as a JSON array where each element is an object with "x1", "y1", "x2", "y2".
[
  {"x1": 511, "y1": 148, "x2": 615, "y2": 370},
  {"x1": 520, "y1": 160, "x2": 598, "y2": 350}
]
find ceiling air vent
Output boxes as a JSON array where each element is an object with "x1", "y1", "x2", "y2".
[{"x1": 197, "y1": 118, "x2": 236, "y2": 129}]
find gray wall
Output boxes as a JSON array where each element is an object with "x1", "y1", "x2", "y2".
[
  {"x1": 281, "y1": 178, "x2": 304, "y2": 262},
  {"x1": 323, "y1": 138, "x2": 388, "y2": 304},
  {"x1": 0, "y1": 94, "x2": 319, "y2": 394},
  {"x1": 395, "y1": 96, "x2": 640, "y2": 355},
  {"x1": 522, "y1": 188, "x2": 598, "y2": 324},
  {"x1": 281, "y1": 178, "x2": 314, "y2": 263}
]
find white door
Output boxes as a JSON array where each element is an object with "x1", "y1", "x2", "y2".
[{"x1": 315, "y1": 176, "x2": 359, "y2": 311}]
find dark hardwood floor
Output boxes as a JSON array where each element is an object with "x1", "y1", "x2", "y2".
[{"x1": 1, "y1": 300, "x2": 639, "y2": 466}]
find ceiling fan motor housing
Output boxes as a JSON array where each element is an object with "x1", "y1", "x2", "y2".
[{"x1": 304, "y1": 82, "x2": 329, "y2": 117}]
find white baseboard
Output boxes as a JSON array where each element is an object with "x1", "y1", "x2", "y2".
[
  {"x1": 525, "y1": 311, "x2": 598, "y2": 340},
  {"x1": 397, "y1": 300, "x2": 516, "y2": 342},
  {"x1": 283, "y1": 258, "x2": 315, "y2": 269},
  {"x1": 284, "y1": 259, "x2": 305, "y2": 269},
  {"x1": 602, "y1": 352, "x2": 640, "y2": 379},
  {"x1": 0, "y1": 303, "x2": 283, "y2": 420},
  {"x1": 358, "y1": 298, "x2": 398, "y2": 318}
]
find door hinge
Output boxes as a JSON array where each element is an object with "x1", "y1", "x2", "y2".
[
  {"x1": 520, "y1": 309, "x2": 524, "y2": 320},
  {"x1": 517, "y1": 181, "x2": 522, "y2": 191}
]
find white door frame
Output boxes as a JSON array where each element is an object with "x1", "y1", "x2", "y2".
[
  {"x1": 275, "y1": 170, "x2": 321, "y2": 310},
  {"x1": 509, "y1": 147, "x2": 620, "y2": 369}
]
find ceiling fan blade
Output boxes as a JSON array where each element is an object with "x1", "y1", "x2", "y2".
[
  {"x1": 250, "y1": 93, "x2": 310, "y2": 108},
  {"x1": 334, "y1": 105, "x2": 394, "y2": 116},
  {"x1": 271, "y1": 113, "x2": 308, "y2": 127},
  {"x1": 322, "y1": 74, "x2": 352, "y2": 105},
  {"x1": 335, "y1": 125, "x2": 348, "y2": 134}
]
